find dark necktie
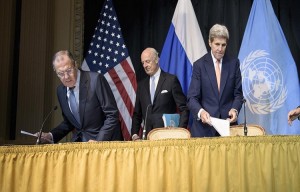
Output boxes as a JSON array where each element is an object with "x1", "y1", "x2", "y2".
[{"x1": 69, "y1": 88, "x2": 81, "y2": 125}]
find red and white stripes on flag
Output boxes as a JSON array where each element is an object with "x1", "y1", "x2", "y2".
[
  {"x1": 82, "y1": 0, "x2": 137, "y2": 140},
  {"x1": 103, "y1": 58, "x2": 137, "y2": 140}
]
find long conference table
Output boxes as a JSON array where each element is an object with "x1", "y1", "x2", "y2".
[{"x1": 1, "y1": 136, "x2": 300, "y2": 192}]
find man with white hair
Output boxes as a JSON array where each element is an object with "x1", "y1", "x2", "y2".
[
  {"x1": 131, "y1": 47, "x2": 189, "y2": 140},
  {"x1": 187, "y1": 24, "x2": 244, "y2": 137}
]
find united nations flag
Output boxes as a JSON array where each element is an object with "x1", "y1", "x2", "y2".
[{"x1": 238, "y1": 0, "x2": 300, "y2": 134}]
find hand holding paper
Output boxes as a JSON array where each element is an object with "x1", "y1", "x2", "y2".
[
  {"x1": 21, "y1": 130, "x2": 53, "y2": 144},
  {"x1": 210, "y1": 117, "x2": 230, "y2": 136},
  {"x1": 200, "y1": 110, "x2": 212, "y2": 126}
]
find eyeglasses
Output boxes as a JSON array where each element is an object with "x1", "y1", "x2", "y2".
[{"x1": 56, "y1": 67, "x2": 75, "y2": 78}]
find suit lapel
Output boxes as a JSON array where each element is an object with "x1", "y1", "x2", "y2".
[
  {"x1": 219, "y1": 56, "x2": 229, "y2": 97},
  {"x1": 204, "y1": 55, "x2": 219, "y2": 98},
  {"x1": 60, "y1": 87, "x2": 70, "y2": 114},
  {"x1": 79, "y1": 71, "x2": 89, "y2": 126},
  {"x1": 154, "y1": 71, "x2": 166, "y2": 103},
  {"x1": 143, "y1": 76, "x2": 151, "y2": 103}
]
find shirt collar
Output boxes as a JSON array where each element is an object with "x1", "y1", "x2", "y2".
[
  {"x1": 210, "y1": 50, "x2": 223, "y2": 64},
  {"x1": 151, "y1": 67, "x2": 161, "y2": 80}
]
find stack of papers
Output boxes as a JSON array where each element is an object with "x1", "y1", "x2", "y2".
[{"x1": 210, "y1": 117, "x2": 230, "y2": 136}]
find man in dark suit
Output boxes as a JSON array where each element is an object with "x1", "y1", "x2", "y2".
[
  {"x1": 187, "y1": 24, "x2": 243, "y2": 137},
  {"x1": 38, "y1": 50, "x2": 120, "y2": 143},
  {"x1": 131, "y1": 47, "x2": 189, "y2": 140}
]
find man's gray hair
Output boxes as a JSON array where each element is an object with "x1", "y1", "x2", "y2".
[
  {"x1": 52, "y1": 50, "x2": 77, "y2": 70},
  {"x1": 209, "y1": 24, "x2": 229, "y2": 42}
]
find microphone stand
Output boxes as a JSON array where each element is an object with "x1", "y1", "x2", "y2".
[
  {"x1": 36, "y1": 106, "x2": 57, "y2": 145},
  {"x1": 243, "y1": 99, "x2": 247, "y2": 136},
  {"x1": 142, "y1": 104, "x2": 152, "y2": 140}
]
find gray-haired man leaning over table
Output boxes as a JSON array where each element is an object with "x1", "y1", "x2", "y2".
[{"x1": 36, "y1": 50, "x2": 121, "y2": 143}]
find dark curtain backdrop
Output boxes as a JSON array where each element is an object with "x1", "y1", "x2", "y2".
[{"x1": 84, "y1": 0, "x2": 300, "y2": 82}]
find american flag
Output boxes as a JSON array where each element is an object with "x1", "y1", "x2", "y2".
[{"x1": 82, "y1": 0, "x2": 137, "y2": 140}]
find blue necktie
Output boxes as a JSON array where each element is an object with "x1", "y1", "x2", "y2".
[
  {"x1": 150, "y1": 76, "x2": 155, "y2": 103},
  {"x1": 69, "y1": 88, "x2": 81, "y2": 125}
]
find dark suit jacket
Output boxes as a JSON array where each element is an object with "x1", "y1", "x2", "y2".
[
  {"x1": 187, "y1": 53, "x2": 243, "y2": 137},
  {"x1": 50, "y1": 70, "x2": 119, "y2": 142},
  {"x1": 131, "y1": 70, "x2": 189, "y2": 137}
]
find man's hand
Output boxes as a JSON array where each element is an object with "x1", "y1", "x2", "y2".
[
  {"x1": 227, "y1": 109, "x2": 238, "y2": 123},
  {"x1": 288, "y1": 107, "x2": 300, "y2": 125},
  {"x1": 132, "y1": 134, "x2": 141, "y2": 141},
  {"x1": 200, "y1": 110, "x2": 212, "y2": 126},
  {"x1": 34, "y1": 132, "x2": 53, "y2": 144}
]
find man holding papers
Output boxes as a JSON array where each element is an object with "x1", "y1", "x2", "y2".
[
  {"x1": 187, "y1": 24, "x2": 243, "y2": 137},
  {"x1": 36, "y1": 50, "x2": 120, "y2": 143}
]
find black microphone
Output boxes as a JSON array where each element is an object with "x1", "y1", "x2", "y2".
[
  {"x1": 142, "y1": 104, "x2": 152, "y2": 140},
  {"x1": 242, "y1": 99, "x2": 248, "y2": 136},
  {"x1": 36, "y1": 106, "x2": 58, "y2": 145}
]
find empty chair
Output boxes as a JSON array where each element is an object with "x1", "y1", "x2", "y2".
[
  {"x1": 147, "y1": 128, "x2": 191, "y2": 140},
  {"x1": 230, "y1": 124, "x2": 266, "y2": 136}
]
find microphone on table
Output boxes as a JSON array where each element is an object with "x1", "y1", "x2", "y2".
[
  {"x1": 36, "y1": 106, "x2": 58, "y2": 145},
  {"x1": 242, "y1": 99, "x2": 248, "y2": 136},
  {"x1": 142, "y1": 104, "x2": 152, "y2": 140}
]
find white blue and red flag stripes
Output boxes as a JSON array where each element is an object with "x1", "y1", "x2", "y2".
[{"x1": 160, "y1": 0, "x2": 207, "y2": 94}]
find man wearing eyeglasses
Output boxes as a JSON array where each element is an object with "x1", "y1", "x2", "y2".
[
  {"x1": 131, "y1": 47, "x2": 189, "y2": 140},
  {"x1": 36, "y1": 50, "x2": 120, "y2": 143}
]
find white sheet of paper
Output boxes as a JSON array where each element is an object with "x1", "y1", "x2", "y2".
[
  {"x1": 210, "y1": 117, "x2": 230, "y2": 136},
  {"x1": 21, "y1": 130, "x2": 37, "y2": 137}
]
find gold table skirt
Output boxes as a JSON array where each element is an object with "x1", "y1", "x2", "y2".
[{"x1": 1, "y1": 136, "x2": 300, "y2": 192}]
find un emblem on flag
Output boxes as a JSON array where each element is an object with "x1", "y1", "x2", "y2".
[{"x1": 241, "y1": 50, "x2": 287, "y2": 114}]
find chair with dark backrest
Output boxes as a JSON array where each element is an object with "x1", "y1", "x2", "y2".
[
  {"x1": 230, "y1": 124, "x2": 266, "y2": 136},
  {"x1": 147, "y1": 128, "x2": 191, "y2": 140}
]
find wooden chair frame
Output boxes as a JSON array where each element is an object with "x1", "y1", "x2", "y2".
[
  {"x1": 147, "y1": 127, "x2": 191, "y2": 140},
  {"x1": 230, "y1": 124, "x2": 266, "y2": 136}
]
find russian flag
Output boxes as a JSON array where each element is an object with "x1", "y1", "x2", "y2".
[{"x1": 160, "y1": 0, "x2": 207, "y2": 94}]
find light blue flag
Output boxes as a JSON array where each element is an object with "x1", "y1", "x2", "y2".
[
  {"x1": 160, "y1": 0, "x2": 207, "y2": 94},
  {"x1": 238, "y1": 0, "x2": 300, "y2": 134}
]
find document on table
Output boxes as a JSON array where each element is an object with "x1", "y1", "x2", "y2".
[
  {"x1": 21, "y1": 130, "x2": 53, "y2": 143},
  {"x1": 210, "y1": 117, "x2": 230, "y2": 136}
]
